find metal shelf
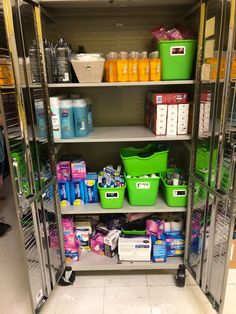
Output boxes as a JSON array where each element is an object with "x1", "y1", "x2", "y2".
[
  {"x1": 54, "y1": 126, "x2": 191, "y2": 143},
  {"x1": 68, "y1": 251, "x2": 183, "y2": 271},
  {"x1": 48, "y1": 80, "x2": 195, "y2": 88},
  {"x1": 61, "y1": 194, "x2": 186, "y2": 215}
]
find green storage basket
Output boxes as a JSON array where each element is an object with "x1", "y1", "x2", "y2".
[
  {"x1": 125, "y1": 173, "x2": 160, "y2": 206},
  {"x1": 162, "y1": 168, "x2": 188, "y2": 207},
  {"x1": 121, "y1": 229, "x2": 146, "y2": 235},
  {"x1": 196, "y1": 147, "x2": 217, "y2": 171},
  {"x1": 98, "y1": 184, "x2": 126, "y2": 209},
  {"x1": 157, "y1": 40, "x2": 197, "y2": 80},
  {"x1": 120, "y1": 143, "x2": 169, "y2": 176}
]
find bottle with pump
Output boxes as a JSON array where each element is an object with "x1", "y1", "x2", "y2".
[
  {"x1": 44, "y1": 39, "x2": 55, "y2": 83},
  {"x1": 29, "y1": 39, "x2": 41, "y2": 83},
  {"x1": 105, "y1": 52, "x2": 118, "y2": 82},
  {"x1": 55, "y1": 38, "x2": 72, "y2": 83}
]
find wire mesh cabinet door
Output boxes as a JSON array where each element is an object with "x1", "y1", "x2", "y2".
[{"x1": 185, "y1": 0, "x2": 236, "y2": 312}]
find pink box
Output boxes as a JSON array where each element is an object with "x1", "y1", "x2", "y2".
[
  {"x1": 90, "y1": 233, "x2": 105, "y2": 255},
  {"x1": 57, "y1": 161, "x2": 71, "y2": 182},
  {"x1": 71, "y1": 160, "x2": 87, "y2": 180}
]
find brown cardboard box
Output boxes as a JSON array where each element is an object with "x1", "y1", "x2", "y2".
[{"x1": 229, "y1": 240, "x2": 236, "y2": 269}]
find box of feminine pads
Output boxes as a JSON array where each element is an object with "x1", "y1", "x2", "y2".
[
  {"x1": 70, "y1": 180, "x2": 85, "y2": 206},
  {"x1": 71, "y1": 160, "x2": 86, "y2": 180},
  {"x1": 58, "y1": 181, "x2": 71, "y2": 206},
  {"x1": 84, "y1": 172, "x2": 99, "y2": 203}
]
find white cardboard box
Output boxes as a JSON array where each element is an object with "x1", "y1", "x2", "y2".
[{"x1": 118, "y1": 236, "x2": 151, "y2": 261}]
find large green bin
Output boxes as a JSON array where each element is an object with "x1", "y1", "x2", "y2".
[{"x1": 157, "y1": 40, "x2": 197, "y2": 80}]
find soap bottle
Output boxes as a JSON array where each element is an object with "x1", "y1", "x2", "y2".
[
  {"x1": 55, "y1": 38, "x2": 72, "y2": 83},
  {"x1": 84, "y1": 97, "x2": 94, "y2": 132},
  {"x1": 105, "y1": 52, "x2": 118, "y2": 82},
  {"x1": 149, "y1": 51, "x2": 161, "y2": 81},
  {"x1": 50, "y1": 96, "x2": 61, "y2": 139},
  {"x1": 128, "y1": 51, "x2": 139, "y2": 82},
  {"x1": 117, "y1": 51, "x2": 128, "y2": 82},
  {"x1": 73, "y1": 99, "x2": 89, "y2": 137},
  {"x1": 35, "y1": 99, "x2": 47, "y2": 139},
  {"x1": 60, "y1": 99, "x2": 74, "y2": 139},
  {"x1": 138, "y1": 51, "x2": 149, "y2": 81}
]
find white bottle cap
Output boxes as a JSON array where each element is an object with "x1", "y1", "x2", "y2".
[
  {"x1": 73, "y1": 98, "x2": 87, "y2": 107},
  {"x1": 50, "y1": 97, "x2": 60, "y2": 106},
  {"x1": 60, "y1": 99, "x2": 73, "y2": 108}
]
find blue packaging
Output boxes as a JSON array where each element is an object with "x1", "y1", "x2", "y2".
[
  {"x1": 70, "y1": 180, "x2": 85, "y2": 206},
  {"x1": 58, "y1": 181, "x2": 71, "y2": 206},
  {"x1": 84, "y1": 172, "x2": 99, "y2": 203},
  {"x1": 152, "y1": 235, "x2": 167, "y2": 263},
  {"x1": 60, "y1": 100, "x2": 75, "y2": 139},
  {"x1": 73, "y1": 99, "x2": 89, "y2": 137},
  {"x1": 164, "y1": 231, "x2": 185, "y2": 257}
]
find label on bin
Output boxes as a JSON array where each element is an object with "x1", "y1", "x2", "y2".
[
  {"x1": 105, "y1": 192, "x2": 119, "y2": 199},
  {"x1": 173, "y1": 190, "x2": 187, "y2": 197},
  {"x1": 170, "y1": 46, "x2": 186, "y2": 56},
  {"x1": 136, "y1": 182, "x2": 150, "y2": 189}
]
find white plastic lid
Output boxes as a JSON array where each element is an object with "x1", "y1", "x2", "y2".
[
  {"x1": 60, "y1": 99, "x2": 73, "y2": 108},
  {"x1": 73, "y1": 98, "x2": 87, "y2": 107}
]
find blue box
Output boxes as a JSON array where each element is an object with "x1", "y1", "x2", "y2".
[
  {"x1": 152, "y1": 239, "x2": 167, "y2": 262},
  {"x1": 164, "y1": 231, "x2": 185, "y2": 257},
  {"x1": 84, "y1": 172, "x2": 99, "y2": 203},
  {"x1": 58, "y1": 181, "x2": 71, "y2": 207},
  {"x1": 70, "y1": 180, "x2": 85, "y2": 206}
]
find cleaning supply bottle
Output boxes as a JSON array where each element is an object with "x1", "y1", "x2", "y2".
[
  {"x1": 60, "y1": 99, "x2": 74, "y2": 139},
  {"x1": 138, "y1": 51, "x2": 149, "y2": 81},
  {"x1": 117, "y1": 51, "x2": 128, "y2": 82},
  {"x1": 29, "y1": 39, "x2": 41, "y2": 83},
  {"x1": 149, "y1": 51, "x2": 161, "y2": 81},
  {"x1": 35, "y1": 99, "x2": 47, "y2": 139},
  {"x1": 84, "y1": 97, "x2": 94, "y2": 132},
  {"x1": 55, "y1": 38, "x2": 72, "y2": 83},
  {"x1": 73, "y1": 99, "x2": 89, "y2": 137},
  {"x1": 128, "y1": 51, "x2": 139, "y2": 82},
  {"x1": 50, "y1": 96, "x2": 61, "y2": 139}
]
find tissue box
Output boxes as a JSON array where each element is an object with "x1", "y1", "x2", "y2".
[
  {"x1": 104, "y1": 229, "x2": 121, "y2": 258},
  {"x1": 118, "y1": 236, "x2": 151, "y2": 261},
  {"x1": 71, "y1": 160, "x2": 86, "y2": 180},
  {"x1": 75, "y1": 220, "x2": 92, "y2": 251},
  {"x1": 90, "y1": 233, "x2": 105, "y2": 255},
  {"x1": 58, "y1": 181, "x2": 71, "y2": 206},
  {"x1": 56, "y1": 161, "x2": 71, "y2": 181},
  {"x1": 84, "y1": 172, "x2": 99, "y2": 203},
  {"x1": 152, "y1": 239, "x2": 167, "y2": 263},
  {"x1": 164, "y1": 231, "x2": 185, "y2": 257},
  {"x1": 70, "y1": 180, "x2": 85, "y2": 206}
]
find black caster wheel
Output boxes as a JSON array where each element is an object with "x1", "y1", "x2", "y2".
[
  {"x1": 58, "y1": 266, "x2": 76, "y2": 286},
  {"x1": 176, "y1": 264, "x2": 186, "y2": 287}
]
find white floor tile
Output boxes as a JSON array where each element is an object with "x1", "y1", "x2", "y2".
[
  {"x1": 149, "y1": 285, "x2": 216, "y2": 314},
  {"x1": 147, "y1": 273, "x2": 176, "y2": 286},
  {"x1": 223, "y1": 285, "x2": 236, "y2": 314},
  {"x1": 55, "y1": 286, "x2": 104, "y2": 314},
  {"x1": 72, "y1": 273, "x2": 105, "y2": 288},
  {"x1": 104, "y1": 272, "x2": 147, "y2": 287},
  {"x1": 104, "y1": 286, "x2": 151, "y2": 314},
  {"x1": 41, "y1": 287, "x2": 61, "y2": 314},
  {"x1": 227, "y1": 269, "x2": 236, "y2": 284}
]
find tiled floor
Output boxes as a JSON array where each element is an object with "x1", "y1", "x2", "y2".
[{"x1": 1, "y1": 176, "x2": 236, "y2": 314}]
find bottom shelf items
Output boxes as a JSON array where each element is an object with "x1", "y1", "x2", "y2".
[{"x1": 67, "y1": 251, "x2": 183, "y2": 271}]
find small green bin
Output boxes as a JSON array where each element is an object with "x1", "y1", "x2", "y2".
[
  {"x1": 157, "y1": 39, "x2": 197, "y2": 80},
  {"x1": 120, "y1": 143, "x2": 169, "y2": 177},
  {"x1": 125, "y1": 173, "x2": 160, "y2": 206},
  {"x1": 162, "y1": 168, "x2": 188, "y2": 207},
  {"x1": 98, "y1": 184, "x2": 126, "y2": 209}
]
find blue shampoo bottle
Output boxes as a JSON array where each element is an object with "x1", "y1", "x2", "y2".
[
  {"x1": 60, "y1": 99, "x2": 75, "y2": 139},
  {"x1": 73, "y1": 99, "x2": 89, "y2": 137}
]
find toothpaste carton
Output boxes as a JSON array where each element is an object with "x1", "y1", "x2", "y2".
[
  {"x1": 164, "y1": 231, "x2": 185, "y2": 257},
  {"x1": 56, "y1": 161, "x2": 71, "y2": 181},
  {"x1": 84, "y1": 172, "x2": 99, "y2": 203},
  {"x1": 104, "y1": 229, "x2": 121, "y2": 258},
  {"x1": 71, "y1": 160, "x2": 86, "y2": 180},
  {"x1": 58, "y1": 181, "x2": 71, "y2": 206},
  {"x1": 70, "y1": 180, "x2": 85, "y2": 206}
]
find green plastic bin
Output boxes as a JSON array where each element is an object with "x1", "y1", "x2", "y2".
[
  {"x1": 98, "y1": 184, "x2": 126, "y2": 209},
  {"x1": 157, "y1": 40, "x2": 197, "y2": 80},
  {"x1": 121, "y1": 229, "x2": 146, "y2": 235},
  {"x1": 125, "y1": 173, "x2": 160, "y2": 206},
  {"x1": 120, "y1": 143, "x2": 169, "y2": 176},
  {"x1": 162, "y1": 168, "x2": 188, "y2": 207}
]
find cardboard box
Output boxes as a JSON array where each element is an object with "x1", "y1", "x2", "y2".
[
  {"x1": 104, "y1": 229, "x2": 121, "y2": 258},
  {"x1": 148, "y1": 92, "x2": 188, "y2": 104},
  {"x1": 229, "y1": 240, "x2": 236, "y2": 269},
  {"x1": 118, "y1": 236, "x2": 151, "y2": 261},
  {"x1": 75, "y1": 220, "x2": 92, "y2": 251}
]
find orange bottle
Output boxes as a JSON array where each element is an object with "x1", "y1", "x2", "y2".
[
  {"x1": 117, "y1": 52, "x2": 128, "y2": 82},
  {"x1": 138, "y1": 51, "x2": 149, "y2": 81},
  {"x1": 105, "y1": 52, "x2": 118, "y2": 82},
  {"x1": 149, "y1": 58, "x2": 161, "y2": 81},
  {"x1": 128, "y1": 51, "x2": 139, "y2": 82}
]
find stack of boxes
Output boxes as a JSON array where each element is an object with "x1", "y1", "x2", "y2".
[
  {"x1": 62, "y1": 216, "x2": 80, "y2": 262},
  {"x1": 145, "y1": 92, "x2": 190, "y2": 136},
  {"x1": 199, "y1": 90, "x2": 211, "y2": 137}
]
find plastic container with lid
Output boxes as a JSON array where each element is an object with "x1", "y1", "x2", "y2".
[
  {"x1": 60, "y1": 99, "x2": 74, "y2": 139},
  {"x1": 138, "y1": 51, "x2": 149, "y2": 81},
  {"x1": 117, "y1": 51, "x2": 128, "y2": 82},
  {"x1": 73, "y1": 99, "x2": 89, "y2": 137},
  {"x1": 128, "y1": 51, "x2": 139, "y2": 82}
]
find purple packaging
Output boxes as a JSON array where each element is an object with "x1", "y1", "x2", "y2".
[
  {"x1": 84, "y1": 172, "x2": 99, "y2": 203},
  {"x1": 71, "y1": 160, "x2": 86, "y2": 180},
  {"x1": 57, "y1": 161, "x2": 71, "y2": 181}
]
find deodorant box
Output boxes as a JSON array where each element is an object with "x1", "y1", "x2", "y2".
[
  {"x1": 57, "y1": 161, "x2": 71, "y2": 181},
  {"x1": 71, "y1": 160, "x2": 86, "y2": 180},
  {"x1": 70, "y1": 180, "x2": 85, "y2": 206},
  {"x1": 84, "y1": 172, "x2": 99, "y2": 203},
  {"x1": 58, "y1": 181, "x2": 71, "y2": 206}
]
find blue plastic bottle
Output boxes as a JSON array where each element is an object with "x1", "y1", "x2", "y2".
[
  {"x1": 85, "y1": 98, "x2": 94, "y2": 132},
  {"x1": 60, "y1": 99, "x2": 75, "y2": 139},
  {"x1": 35, "y1": 100, "x2": 47, "y2": 139},
  {"x1": 73, "y1": 99, "x2": 89, "y2": 137}
]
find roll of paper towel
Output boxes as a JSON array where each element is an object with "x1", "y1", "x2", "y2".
[
  {"x1": 170, "y1": 219, "x2": 184, "y2": 231},
  {"x1": 164, "y1": 218, "x2": 171, "y2": 232}
]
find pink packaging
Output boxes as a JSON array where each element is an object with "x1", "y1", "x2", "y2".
[
  {"x1": 57, "y1": 161, "x2": 71, "y2": 181},
  {"x1": 146, "y1": 219, "x2": 165, "y2": 239},
  {"x1": 71, "y1": 160, "x2": 86, "y2": 180},
  {"x1": 62, "y1": 217, "x2": 80, "y2": 262},
  {"x1": 90, "y1": 233, "x2": 105, "y2": 255}
]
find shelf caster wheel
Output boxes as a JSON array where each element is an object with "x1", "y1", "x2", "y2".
[
  {"x1": 58, "y1": 266, "x2": 75, "y2": 286},
  {"x1": 176, "y1": 264, "x2": 186, "y2": 287}
]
